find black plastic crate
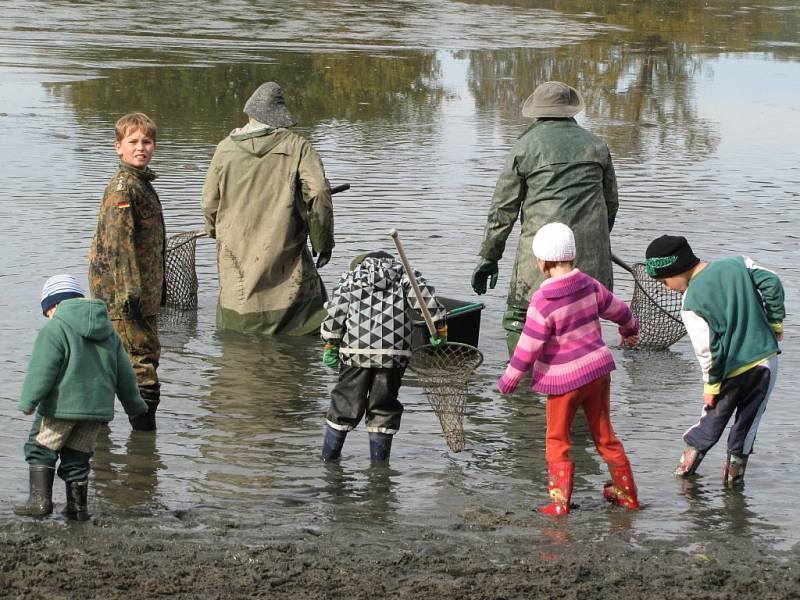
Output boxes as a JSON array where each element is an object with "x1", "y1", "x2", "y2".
[{"x1": 411, "y1": 296, "x2": 485, "y2": 349}]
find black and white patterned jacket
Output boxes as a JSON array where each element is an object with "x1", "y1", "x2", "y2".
[{"x1": 321, "y1": 256, "x2": 446, "y2": 369}]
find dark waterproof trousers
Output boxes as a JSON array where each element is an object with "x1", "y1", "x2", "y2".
[
  {"x1": 24, "y1": 414, "x2": 96, "y2": 481},
  {"x1": 325, "y1": 365, "x2": 405, "y2": 434},
  {"x1": 683, "y1": 358, "x2": 777, "y2": 456}
]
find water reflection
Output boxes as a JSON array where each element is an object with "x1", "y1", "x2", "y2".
[
  {"x1": 46, "y1": 53, "x2": 445, "y2": 144},
  {"x1": 93, "y1": 428, "x2": 165, "y2": 510}
]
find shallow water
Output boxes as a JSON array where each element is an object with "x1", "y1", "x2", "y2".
[{"x1": 1, "y1": 0, "x2": 798, "y2": 553}]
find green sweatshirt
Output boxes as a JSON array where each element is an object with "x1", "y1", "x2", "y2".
[
  {"x1": 681, "y1": 256, "x2": 784, "y2": 393},
  {"x1": 18, "y1": 298, "x2": 146, "y2": 421}
]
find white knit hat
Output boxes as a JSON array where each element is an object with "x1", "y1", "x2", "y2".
[
  {"x1": 40, "y1": 274, "x2": 85, "y2": 315},
  {"x1": 532, "y1": 222, "x2": 576, "y2": 261}
]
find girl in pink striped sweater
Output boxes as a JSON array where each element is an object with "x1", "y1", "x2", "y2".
[{"x1": 497, "y1": 223, "x2": 640, "y2": 515}]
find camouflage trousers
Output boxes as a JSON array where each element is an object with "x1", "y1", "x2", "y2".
[{"x1": 112, "y1": 316, "x2": 161, "y2": 406}]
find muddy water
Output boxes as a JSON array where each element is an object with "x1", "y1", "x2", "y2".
[{"x1": 1, "y1": 0, "x2": 799, "y2": 564}]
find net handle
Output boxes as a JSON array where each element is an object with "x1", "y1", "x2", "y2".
[
  {"x1": 611, "y1": 251, "x2": 634, "y2": 274},
  {"x1": 389, "y1": 228, "x2": 437, "y2": 337}
]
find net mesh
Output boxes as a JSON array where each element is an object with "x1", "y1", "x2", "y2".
[
  {"x1": 165, "y1": 230, "x2": 206, "y2": 310},
  {"x1": 628, "y1": 262, "x2": 687, "y2": 349},
  {"x1": 408, "y1": 342, "x2": 484, "y2": 452}
]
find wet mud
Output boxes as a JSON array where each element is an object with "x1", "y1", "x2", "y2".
[{"x1": 2, "y1": 508, "x2": 799, "y2": 599}]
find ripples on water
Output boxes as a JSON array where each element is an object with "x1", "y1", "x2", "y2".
[{"x1": 0, "y1": 0, "x2": 799, "y2": 551}]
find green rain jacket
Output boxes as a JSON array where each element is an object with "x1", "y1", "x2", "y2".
[
  {"x1": 18, "y1": 298, "x2": 146, "y2": 421},
  {"x1": 202, "y1": 125, "x2": 334, "y2": 335},
  {"x1": 479, "y1": 119, "x2": 618, "y2": 308}
]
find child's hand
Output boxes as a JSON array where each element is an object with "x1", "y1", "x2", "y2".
[
  {"x1": 775, "y1": 331, "x2": 784, "y2": 342},
  {"x1": 497, "y1": 375, "x2": 517, "y2": 395},
  {"x1": 619, "y1": 334, "x2": 639, "y2": 349},
  {"x1": 703, "y1": 393, "x2": 717, "y2": 409},
  {"x1": 23, "y1": 409, "x2": 34, "y2": 416}
]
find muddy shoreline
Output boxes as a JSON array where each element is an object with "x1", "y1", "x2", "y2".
[{"x1": 2, "y1": 508, "x2": 798, "y2": 600}]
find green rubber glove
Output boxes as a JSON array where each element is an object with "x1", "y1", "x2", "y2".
[
  {"x1": 322, "y1": 344, "x2": 340, "y2": 368},
  {"x1": 471, "y1": 259, "x2": 499, "y2": 295}
]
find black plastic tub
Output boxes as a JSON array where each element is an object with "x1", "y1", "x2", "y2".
[{"x1": 411, "y1": 296, "x2": 486, "y2": 349}]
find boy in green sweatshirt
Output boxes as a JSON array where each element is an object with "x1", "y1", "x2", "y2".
[
  {"x1": 14, "y1": 275, "x2": 147, "y2": 520},
  {"x1": 645, "y1": 236, "x2": 784, "y2": 485}
]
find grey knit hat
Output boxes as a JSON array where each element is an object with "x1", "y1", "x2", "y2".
[
  {"x1": 243, "y1": 82, "x2": 297, "y2": 128},
  {"x1": 521, "y1": 81, "x2": 584, "y2": 118}
]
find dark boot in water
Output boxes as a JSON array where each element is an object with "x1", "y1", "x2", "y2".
[
  {"x1": 14, "y1": 465, "x2": 55, "y2": 517},
  {"x1": 321, "y1": 425, "x2": 347, "y2": 462},
  {"x1": 130, "y1": 390, "x2": 158, "y2": 431},
  {"x1": 63, "y1": 479, "x2": 90, "y2": 522},
  {"x1": 369, "y1": 432, "x2": 393, "y2": 463}
]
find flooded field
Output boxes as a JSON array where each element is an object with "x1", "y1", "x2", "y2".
[{"x1": 0, "y1": 1, "x2": 799, "y2": 597}]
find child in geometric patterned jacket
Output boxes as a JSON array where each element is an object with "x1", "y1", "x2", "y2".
[{"x1": 319, "y1": 250, "x2": 447, "y2": 463}]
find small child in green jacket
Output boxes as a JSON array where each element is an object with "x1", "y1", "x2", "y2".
[
  {"x1": 14, "y1": 274, "x2": 147, "y2": 520},
  {"x1": 645, "y1": 236, "x2": 784, "y2": 485}
]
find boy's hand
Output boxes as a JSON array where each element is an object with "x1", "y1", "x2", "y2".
[
  {"x1": 23, "y1": 409, "x2": 34, "y2": 416},
  {"x1": 619, "y1": 334, "x2": 639, "y2": 348},
  {"x1": 703, "y1": 393, "x2": 717, "y2": 409},
  {"x1": 775, "y1": 331, "x2": 784, "y2": 342},
  {"x1": 322, "y1": 344, "x2": 340, "y2": 369}
]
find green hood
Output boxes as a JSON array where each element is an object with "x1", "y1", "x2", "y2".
[
  {"x1": 229, "y1": 126, "x2": 291, "y2": 157},
  {"x1": 53, "y1": 298, "x2": 114, "y2": 342}
]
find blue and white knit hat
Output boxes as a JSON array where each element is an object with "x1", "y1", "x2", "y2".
[{"x1": 40, "y1": 274, "x2": 85, "y2": 315}]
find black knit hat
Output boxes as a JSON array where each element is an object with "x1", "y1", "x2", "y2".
[
  {"x1": 645, "y1": 235, "x2": 700, "y2": 278},
  {"x1": 349, "y1": 250, "x2": 394, "y2": 271}
]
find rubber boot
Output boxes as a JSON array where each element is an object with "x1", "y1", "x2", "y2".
[
  {"x1": 321, "y1": 425, "x2": 347, "y2": 462},
  {"x1": 63, "y1": 479, "x2": 90, "y2": 522},
  {"x1": 723, "y1": 452, "x2": 748, "y2": 487},
  {"x1": 674, "y1": 446, "x2": 706, "y2": 478},
  {"x1": 130, "y1": 390, "x2": 158, "y2": 431},
  {"x1": 14, "y1": 465, "x2": 55, "y2": 517},
  {"x1": 368, "y1": 432, "x2": 393, "y2": 463},
  {"x1": 603, "y1": 462, "x2": 640, "y2": 510},
  {"x1": 540, "y1": 461, "x2": 574, "y2": 516}
]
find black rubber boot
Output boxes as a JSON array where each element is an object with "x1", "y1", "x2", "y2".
[
  {"x1": 130, "y1": 390, "x2": 158, "y2": 431},
  {"x1": 321, "y1": 426, "x2": 347, "y2": 462},
  {"x1": 63, "y1": 479, "x2": 90, "y2": 522},
  {"x1": 14, "y1": 465, "x2": 55, "y2": 517},
  {"x1": 369, "y1": 432, "x2": 393, "y2": 463}
]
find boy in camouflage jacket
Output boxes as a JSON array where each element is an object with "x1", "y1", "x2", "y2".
[{"x1": 88, "y1": 112, "x2": 166, "y2": 431}]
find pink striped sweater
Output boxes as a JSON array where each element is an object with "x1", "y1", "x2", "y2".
[{"x1": 497, "y1": 269, "x2": 638, "y2": 396}]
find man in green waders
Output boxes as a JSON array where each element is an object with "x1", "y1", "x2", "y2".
[
  {"x1": 202, "y1": 82, "x2": 334, "y2": 335},
  {"x1": 471, "y1": 81, "x2": 619, "y2": 355}
]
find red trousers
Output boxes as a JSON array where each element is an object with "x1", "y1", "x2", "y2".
[{"x1": 545, "y1": 375, "x2": 629, "y2": 466}]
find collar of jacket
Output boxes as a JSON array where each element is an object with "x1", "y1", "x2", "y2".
[
  {"x1": 118, "y1": 161, "x2": 157, "y2": 181},
  {"x1": 539, "y1": 268, "x2": 592, "y2": 299},
  {"x1": 519, "y1": 116, "x2": 578, "y2": 138}
]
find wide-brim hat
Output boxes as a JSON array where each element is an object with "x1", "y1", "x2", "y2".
[
  {"x1": 243, "y1": 82, "x2": 297, "y2": 128},
  {"x1": 522, "y1": 81, "x2": 585, "y2": 118}
]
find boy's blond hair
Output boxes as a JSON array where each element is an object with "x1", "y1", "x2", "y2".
[{"x1": 115, "y1": 112, "x2": 157, "y2": 143}]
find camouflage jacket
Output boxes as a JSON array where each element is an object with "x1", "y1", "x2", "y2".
[
  {"x1": 88, "y1": 162, "x2": 166, "y2": 319},
  {"x1": 479, "y1": 119, "x2": 618, "y2": 308}
]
